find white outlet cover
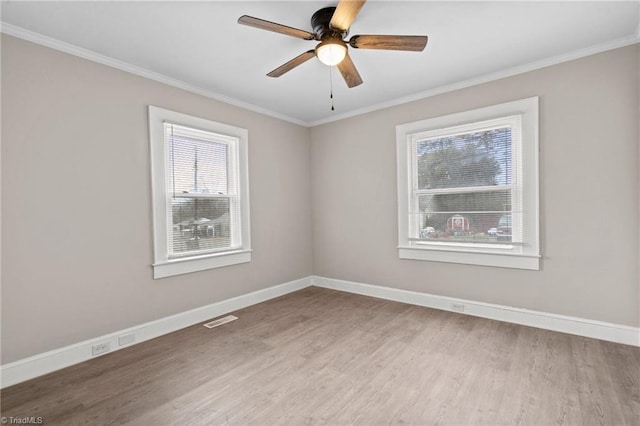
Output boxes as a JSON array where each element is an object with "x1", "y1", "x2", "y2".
[{"x1": 91, "y1": 342, "x2": 110, "y2": 356}]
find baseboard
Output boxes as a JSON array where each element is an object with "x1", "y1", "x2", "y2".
[
  {"x1": 311, "y1": 276, "x2": 640, "y2": 347},
  {"x1": 0, "y1": 276, "x2": 313, "y2": 389},
  {"x1": 3, "y1": 275, "x2": 637, "y2": 388}
]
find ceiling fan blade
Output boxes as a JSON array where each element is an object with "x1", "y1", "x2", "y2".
[
  {"x1": 238, "y1": 15, "x2": 315, "y2": 40},
  {"x1": 267, "y1": 50, "x2": 316, "y2": 78},
  {"x1": 330, "y1": 0, "x2": 366, "y2": 32},
  {"x1": 336, "y1": 53, "x2": 363, "y2": 88},
  {"x1": 349, "y1": 34, "x2": 428, "y2": 51}
]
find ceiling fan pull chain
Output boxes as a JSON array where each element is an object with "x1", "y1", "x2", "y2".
[{"x1": 330, "y1": 66, "x2": 335, "y2": 111}]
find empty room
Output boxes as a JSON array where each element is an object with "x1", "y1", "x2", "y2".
[{"x1": 1, "y1": 1, "x2": 639, "y2": 425}]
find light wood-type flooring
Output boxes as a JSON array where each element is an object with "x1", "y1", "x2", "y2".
[{"x1": 1, "y1": 287, "x2": 639, "y2": 425}]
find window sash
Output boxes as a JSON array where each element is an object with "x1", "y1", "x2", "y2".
[
  {"x1": 413, "y1": 184, "x2": 513, "y2": 196},
  {"x1": 164, "y1": 122, "x2": 236, "y2": 197},
  {"x1": 407, "y1": 117, "x2": 522, "y2": 249},
  {"x1": 166, "y1": 195, "x2": 241, "y2": 259},
  {"x1": 164, "y1": 125, "x2": 242, "y2": 259},
  {"x1": 172, "y1": 193, "x2": 233, "y2": 199}
]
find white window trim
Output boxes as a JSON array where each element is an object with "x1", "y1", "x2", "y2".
[
  {"x1": 396, "y1": 97, "x2": 540, "y2": 270},
  {"x1": 149, "y1": 106, "x2": 251, "y2": 279}
]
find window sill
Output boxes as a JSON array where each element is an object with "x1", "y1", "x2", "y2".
[
  {"x1": 398, "y1": 246, "x2": 539, "y2": 270},
  {"x1": 153, "y1": 249, "x2": 252, "y2": 279}
]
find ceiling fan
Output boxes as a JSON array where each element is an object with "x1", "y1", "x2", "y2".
[{"x1": 238, "y1": 0, "x2": 428, "y2": 88}]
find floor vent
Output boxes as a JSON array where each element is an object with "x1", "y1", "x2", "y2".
[{"x1": 203, "y1": 315, "x2": 238, "y2": 329}]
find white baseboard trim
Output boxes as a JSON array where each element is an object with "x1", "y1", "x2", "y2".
[
  {"x1": 311, "y1": 276, "x2": 640, "y2": 347},
  {"x1": 3, "y1": 275, "x2": 637, "y2": 388},
  {"x1": 0, "y1": 276, "x2": 313, "y2": 389}
]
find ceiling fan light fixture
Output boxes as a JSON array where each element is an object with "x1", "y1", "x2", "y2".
[{"x1": 316, "y1": 40, "x2": 347, "y2": 66}]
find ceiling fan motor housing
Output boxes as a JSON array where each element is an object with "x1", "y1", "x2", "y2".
[{"x1": 311, "y1": 7, "x2": 347, "y2": 40}]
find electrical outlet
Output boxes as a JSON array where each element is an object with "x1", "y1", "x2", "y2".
[
  {"x1": 118, "y1": 333, "x2": 135, "y2": 346},
  {"x1": 92, "y1": 342, "x2": 111, "y2": 356},
  {"x1": 451, "y1": 303, "x2": 465, "y2": 313}
]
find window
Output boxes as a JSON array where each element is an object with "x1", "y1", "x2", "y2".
[
  {"x1": 149, "y1": 106, "x2": 250, "y2": 278},
  {"x1": 396, "y1": 97, "x2": 539, "y2": 270}
]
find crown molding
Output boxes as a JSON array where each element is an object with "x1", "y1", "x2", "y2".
[
  {"x1": 2, "y1": 22, "x2": 638, "y2": 128},
  {"x1": 0, "y1": 22, "x2": 309, "y2": 127},
  {"x1": 308, "y1": 33, "x2": 640, "y2": 127}
]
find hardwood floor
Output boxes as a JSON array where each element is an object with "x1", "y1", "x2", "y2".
[{"x1": 2, "y1": 287, "x2": 639, "y2": 425}]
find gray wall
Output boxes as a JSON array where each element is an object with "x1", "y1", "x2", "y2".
[
  {"x1": 2, "y1": 35, "x2": 638, "y2": 364},
  {"x1": 310, "y1": 44, "x2": 639, "y2": 327},
  {"x1": 1, "y1": 35, "x2": 313, "y2": 363}
]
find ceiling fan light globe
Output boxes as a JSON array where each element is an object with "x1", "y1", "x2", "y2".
[{"x1": 316, "y1": 42, "x2": 347, "y2": 66}]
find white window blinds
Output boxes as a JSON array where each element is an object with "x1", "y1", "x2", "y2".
[
  {"x1": 164, "y1": 123, "x2": 241, "y2": 258},
  {"x1": 410, "y1": 116, "x2": 522, "y2": 246}
]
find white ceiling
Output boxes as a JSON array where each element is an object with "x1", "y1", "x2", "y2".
[{"x1": 2, "y1": 1, "x2": 638, "y2": 126}]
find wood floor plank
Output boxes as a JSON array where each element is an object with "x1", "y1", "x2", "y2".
[
  {"x1": 572, "y1": 337, "x2": 629, "y2": 425},
  {"x1": 495, "y1": 327, "x2": 582, "y2": 425},
  {"x1": 448, "y1": 319, "x2": 520, "y2": 425},
  {"x1": 1, "y1": 287, "x2": 638, "y2": 425},
  {"x1": 599, "y1": 340, "x2": 640, "y2": 423}
]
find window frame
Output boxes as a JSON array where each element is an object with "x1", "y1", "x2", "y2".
[
  {"x1": 149, "y1": 106, "x2": 251, "y2": 279},
  {"x1": 396, "y1": 97, "x2": 540, "y2": 270}
]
